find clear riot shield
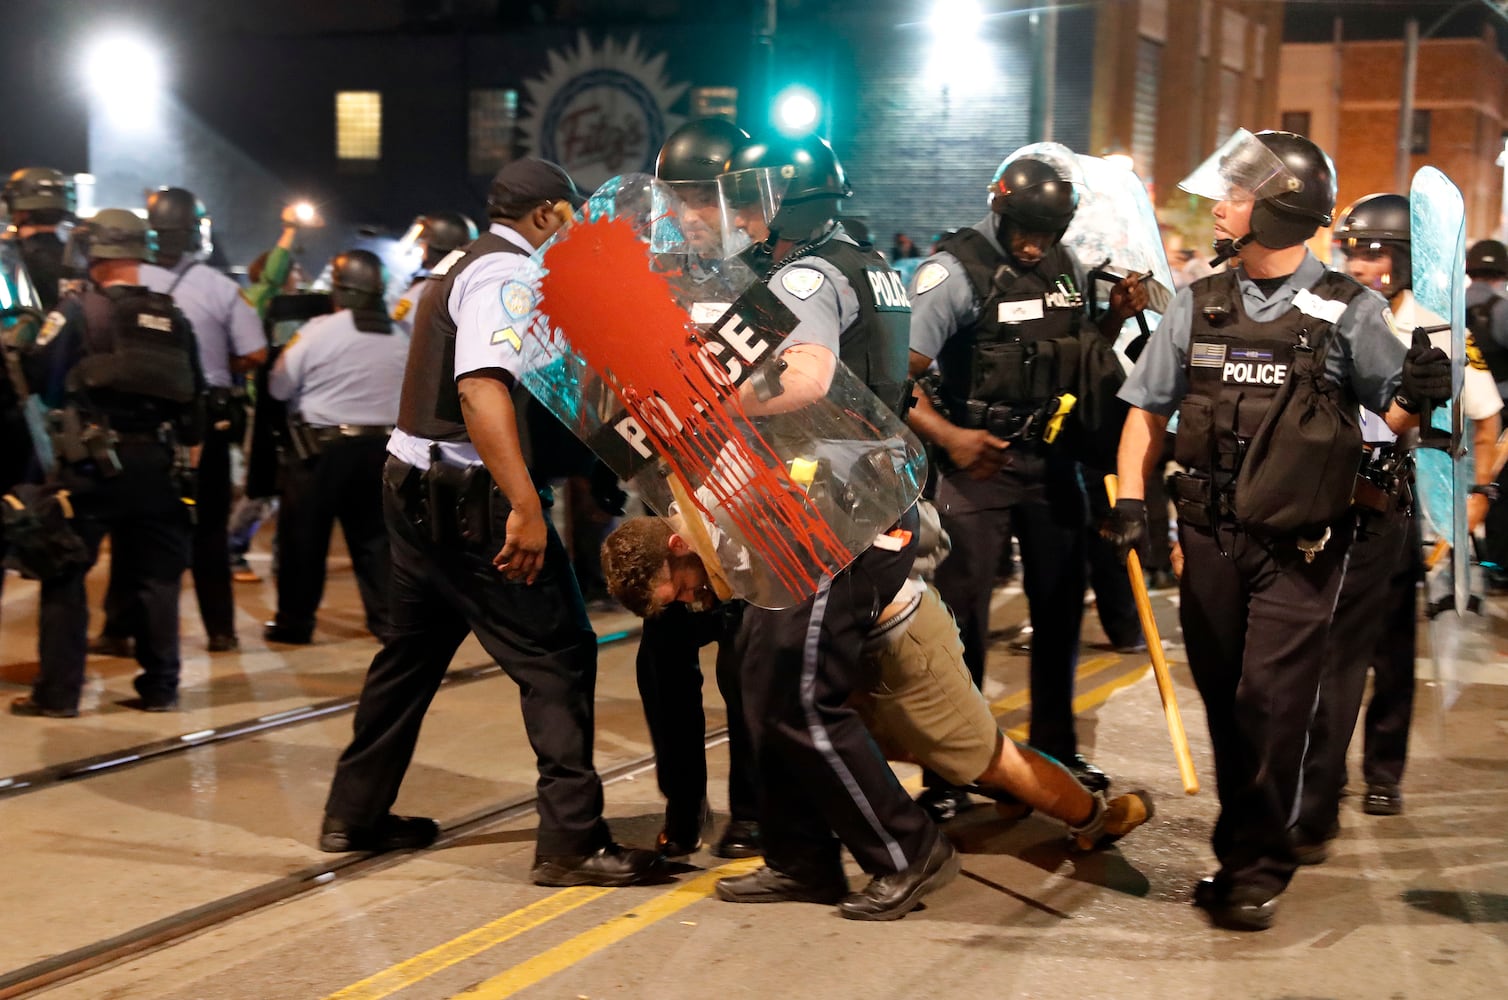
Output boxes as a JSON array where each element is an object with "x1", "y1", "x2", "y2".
[
  {"x1": 519, "y1": 172, "x2": 926, "y2": 610},
  {"x1": 1409, "y1": 166, "x2": 1472, "y2": 707},
  {"x1": 0, "y1": 235, "x2": 55, "y2": 469},
  {"x1": 1063, "y1": 154, "x2": 1176, "y2": 359}
]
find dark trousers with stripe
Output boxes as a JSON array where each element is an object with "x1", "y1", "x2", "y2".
[
  {"x1": 1179, "y1": 517, "x2": 1354, "y2": 899},
  {"x1": 1299, "y1": 504, "x2": 1419, "y2": 838},
  {"x1": 737, "y1": 505, "x2": 937, "y2": 881}
]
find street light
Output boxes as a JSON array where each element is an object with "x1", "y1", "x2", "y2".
[
  {"x1": 773, "y1": 85, "x2": 821, "y2": 136},
  {"x1": 81, "y1": 33, "x2": 164, "y2": 131}
]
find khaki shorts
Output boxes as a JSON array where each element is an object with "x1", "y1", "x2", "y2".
[{"x1": 854, "y1": 586, "x2": 999, "y2": 785}]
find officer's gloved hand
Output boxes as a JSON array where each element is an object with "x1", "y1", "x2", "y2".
[
  {"x1": 1397, "y1": 330, "x2": 1452, "y2": 413},
  {"x1": 1102, "y1": 498, "x2": 1149, "y2": 567},
  {"x1": 589, "y1": 460, "x2": 627, "y2": 516}
]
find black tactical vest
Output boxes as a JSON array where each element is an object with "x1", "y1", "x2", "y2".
[
  {"x1": 933, "y1": 228, "x2": 1084, "y2": 412},
  {"x1": 1173, "y1": 268, "x2": 1365, "y2": 482},
  {"x1": 799, "y1": 235, "x2": 912, "y2": 416},
  {"x1": 397, "y1": 231, "x2": 529, "y2": 442},
  {"x1": 69, "y1": 285, "x2": 199, "y2": 429},
  {"x1": 20, "y1": 233, "x2": 64, "y2": 312},
  {"x1": 1467, "y1": 293, "x2": 1508, "y2": 383}
]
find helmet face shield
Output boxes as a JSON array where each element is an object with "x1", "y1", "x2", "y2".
[
  {"x1": 716, "y1": 167, "x2": 789, "y2": 258},
  {"x1": 992, "y1": 141, "x2": 1086, "y2": 195},
  {"x1": 651, "y1": 179, "x2": 725, "y2": 257},
  {"x1": 1178, "y1": 128, "x2": 1299, "y2": 203}
]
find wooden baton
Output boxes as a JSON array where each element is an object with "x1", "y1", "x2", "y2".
[{"x1": 1105, "y1": 474, "x2": 1200, "y2": 795}]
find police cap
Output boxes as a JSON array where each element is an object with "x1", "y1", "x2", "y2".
[{"x1": 487, "y1": 158, "x2": 585, "y2": 219}]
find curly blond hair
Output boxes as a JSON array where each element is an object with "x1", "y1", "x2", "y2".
[{"x1": 601, "y1": 517, "x2": 674, "y2": 618}]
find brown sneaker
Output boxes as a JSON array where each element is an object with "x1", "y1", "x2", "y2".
[{"x1": 1071, "y1": 790, "x2": 1154, "y2": 851}]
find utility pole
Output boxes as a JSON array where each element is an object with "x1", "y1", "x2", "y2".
[
  {"x1": 1395, "y1": 17, "x2": 1419, "y2": 192},
  {"x1": 1029, "y1": 1, "x2": 1058, "y2": 141}
]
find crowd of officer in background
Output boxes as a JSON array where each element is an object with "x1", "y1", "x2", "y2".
[{"x1": 0, "y1": 113, "x2": 1502, "y2": 932}]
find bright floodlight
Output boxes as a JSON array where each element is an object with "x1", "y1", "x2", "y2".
[
  {"x1": 929, "y1": 0, "x2": 984, "y2": 39},
  {"x1": 82, "y1": 34, "x2": 163, "y2": 130},
  {"x1": 294, "y1": 202, "x2": 316, "y2": 224},
  {"x1": 774, "y1": 86, "x2": 820, "y2": 136}
]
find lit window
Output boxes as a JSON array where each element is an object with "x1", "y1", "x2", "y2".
[
  {"x1": 469, "y1": 89, "x2": 518, "y2": 175},
  {"x1": 336, "y1": 91, "x2": 382, "y2": 161}
]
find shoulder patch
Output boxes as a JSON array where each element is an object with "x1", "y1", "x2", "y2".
[
  {"x1": 393, "y1": 297, "x2": 412, "y2": 321},
  {"x1": 1466, "y1": 331, "x2": 1490, "y2": 372},
  {"x1": 501, "y1": 280, "x2": 535, "y2": 319},
  {"x1": 913, "y1": 261, "x2": 949, "y2": 295},
  {"x1": 35, "y1": 310, "x2": 66, "y2": 347},
  {"x1": 781, "y1": 267, "x2": 826, "y2": 301}
]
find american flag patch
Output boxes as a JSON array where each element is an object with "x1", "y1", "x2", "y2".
[{"x1": 1190, "y1": 342, "x2": 1227, "y2": 368}]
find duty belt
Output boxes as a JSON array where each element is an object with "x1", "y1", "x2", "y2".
[
  {"x1": 952, "y1": 394, "x2": 1077, "y2": 446},
  {"x1": 287, "y1": 418, "x2": 394, "y2": 460}
]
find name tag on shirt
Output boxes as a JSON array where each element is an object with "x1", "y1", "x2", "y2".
[{"x1": 998, "y1": 299, "x2": 1044, "y2": 324}]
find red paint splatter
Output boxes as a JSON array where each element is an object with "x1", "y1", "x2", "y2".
[{"x1": 533, "y1": 215, "x2": 851, "y2": 597}]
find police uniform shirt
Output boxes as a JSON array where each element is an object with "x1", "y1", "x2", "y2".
[
  {"x1": 906, "y1": 215, "x2": 1089, "y2": 362},
  {"x1": 1392, "y1": 290, "x2": 1501, "y2": 422},
  {"x1": 268, "y1": 310, "x2": 409, "y2": 427},
  {"x1": 1119, "y1": 250, "x2": 1405, "y2": 418},
  {"x1": 766, "y1": 226, "x2": 865, "y2": 355},
  {"x1": 392, "y1": 276, "x2": 427, "y2": 338},
  {"x1": 387, "y1": 223, "x2": 543, "y2": 471},
  {"x1": 1466, "y1": 279, "x2": 1508, "y2": 398},
  {"x1": 140, "y1": 259, "x2": 264, "y2": 388}
]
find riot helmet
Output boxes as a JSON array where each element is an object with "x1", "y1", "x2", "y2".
[
  {"x1": 655, "y1": 119, "x2": 750, "y2": 258},
  {"x1": 3, "y1": 167, "x2": 77, "y2": 224},
  {"x1": 329, "y1": 249, "x2": 387, "y2": 312},
  {"x1": 658, "y1": 118, "x2": 750, "y2": 183},
  {"x1": 1179, "y1": 128, "x2": 1336, "y2": 264},
  {"x1": 1466, "y1": 238, "x2": 1507, "y2": 278},
  {"x1": 718, "y1": 132, "x2": 852, "y2": 251},
  {"x1": 416, "y1": 211, "x2": 478, "y2": 268},
  {"x1": 1333, "y1": 193, "x2": 1410, "y2": 294},
  {"x1": 147, "y1": 187, "x2": 210, "y2": 265},
  {"x1": 989, "y1": 143, "x2": 1082, "y2": 232},
  {"x1": 85, "y1": 209, "x2": 156, "y2": 263}
]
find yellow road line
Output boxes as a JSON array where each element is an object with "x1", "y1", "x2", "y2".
[
  {"x1": 989, "y1": 654, "x2": 1121, "y2": 714},
  {"x1": 1005, "y1": 663, "x2": 1152, "y2": 742},
  {"x1": 323, "y1": 887, "x2": 612, "y2": 1000},
  {"x1": 454, "y1": 859, "x2": 763, "y2": 999}
]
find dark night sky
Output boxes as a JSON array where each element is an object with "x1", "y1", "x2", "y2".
[{"x1": 1284, "y1": 0, "x2": 1508, "y2": 52}]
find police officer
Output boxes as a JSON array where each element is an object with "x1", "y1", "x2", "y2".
[
  {"x1": 633, "y1": 117, "x2": 762, "y2": 860},
  {"x1": 10, "y1": 209, "x2": 204, "y2": 717},
  {"x1": 263, "y1": 249, "x2": 406, "y2": 645},
  {"x1": 710, "y1": 133, "x2": 957, "y2": 921},
  {"x1": 393, "y1": 212, "x2": 478, "y2": 336},
  {"x1": 2, "y1": 167, "x2": 76, "y2": 311},
  {"x1": 1107, "y1": 130, "x2": 1451, "y2": 931},
  {"x1": 904, "y1": 143, "x2": 1147, "y2": 819},
  {"x1": 319, "y1": 158, "x2": 661, "y2": 887},
  {"x1": 1465, "y1": 239, "x2": 1508, "y2": 580},
  {"x1": 94, "y1": 186, "x2": 267, "y2": 655},
  {"x1": 1295, "y1": 196, "x2": 1502, "y2": 847}
]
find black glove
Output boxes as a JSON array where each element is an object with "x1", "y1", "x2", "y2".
[
  {"x1": 1396, "y1": 329, "x2": 1452, "y2": 414},
  {"x1": 589, "y1": 460, "x2": 627, "y2": 517},
  {"x1": 1102, "y1": 498, "x2": 1149, "y2": 567}
]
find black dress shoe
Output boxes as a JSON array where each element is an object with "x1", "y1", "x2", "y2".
[
  {"x1": 10, "y1": 696, "x2": 78, "y2": 718},
  {"x1": 319, "y1": 814, "x2": 440, "y2": 853},
  {"x1": 1191, "y1": 876, "x2": 1277, "y2": 931},
  {"x1": 711, "y1": 820, "x2": 762, "y2": 859},
  {"x1": 1363, "y1": 783, "x2": 1403, "y2": 816},
  {"x1": 1066, "y1": 755, "x2": 1111, "y2": 793},
  {"x1": 657, "y1": 799, "x2": 712, "y2": 857},
  {"x1": 838, "y1": 835, "x2": 961, "y2": 921},
  {"x1": 207, "y1": 633, "x2": 240, "y2": 653},
  {"x1": 916, "y1": 785, "x2": 974, "y2": 823},
  {"x1": 262, "y1": 622, "x2": 313, "y2": 645},
  {"x1": 121, "y1": 696, "x2": 180, "y2": 713},
  {"x1": 88, "y1": 635, "x2": 134, "y2": 658},
  {"x1": 715, "y1": 865, "x2": 848, "y2": 904},
  {"x1": 531, "y1": 843, "x2": 665, "y2": 887},
  {"x1": 1291, "y1": 819, "x2": 1339, "y2": 866}
]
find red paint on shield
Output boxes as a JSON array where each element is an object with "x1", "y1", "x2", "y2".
[{"x1": 534, "y1": 216, "x2": 849, "y2": 596}]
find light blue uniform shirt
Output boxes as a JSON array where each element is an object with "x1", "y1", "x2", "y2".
[
  {"x1": 387, "y1": 223, "x2": 542, "y2": 470},
  {"x1": 268, "y1": 309, "x2": 409, "y2": 426},
  {"x1": 140, "y1": 259, "x2": 264, "y2": 388},
  {"x1": 1119, "y1": 250, "x2": 1404, "y2": 418},
  {"x1": 392, "y1": 276, "x2": 427, "y2": 338},
  {"x1": 767, "y1": 226, "x2": 864, "y2": 356}
]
